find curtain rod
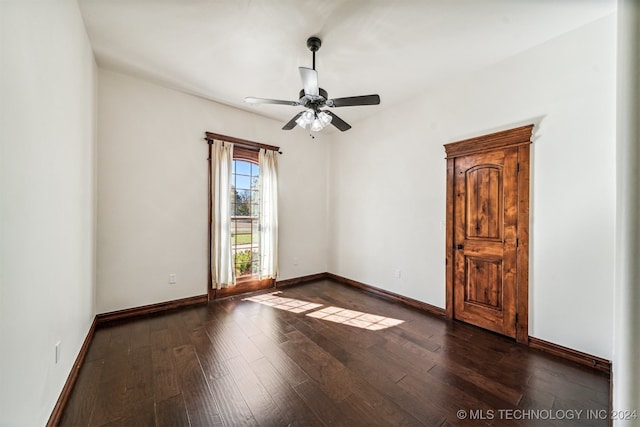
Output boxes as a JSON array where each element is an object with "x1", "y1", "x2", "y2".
[{"x1": 204, "y1": 132, "x2": 282, "y2": 154}]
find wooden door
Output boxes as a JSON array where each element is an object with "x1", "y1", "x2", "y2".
[
  {"x1": 453, "y1": 149, "x2": 517, "y2": 337},
  {"x1": 445, "y1": 125, "x2": 532, "y2": 343}
]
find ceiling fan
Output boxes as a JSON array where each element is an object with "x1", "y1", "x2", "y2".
[{"x1": 245, "y1": 37, "x2": 380, "y2": 132}]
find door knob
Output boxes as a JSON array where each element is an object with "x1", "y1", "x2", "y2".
[{"x1": 456, "y1": 244, "x2": 464, "y2": 250}]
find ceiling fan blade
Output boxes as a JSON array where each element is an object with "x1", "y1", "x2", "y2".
[
  {"x1": 326, "y1": 111, "x2": 351, "y2": 132},
  {"x1": 299, "y1": 67, "x2": 319, "y2": 97},
  {"x1": 327, "y1": 94, "x2": 380, "y2": 107},
  {"x1": 282, "y1": 112, "x2": 303, "y2": 130},
  {"x1": 245, "y1": 97, "x2": 299, "y2": 106}
]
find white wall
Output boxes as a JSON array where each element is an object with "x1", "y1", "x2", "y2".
[
  {"x1": 613, "y1": 0, "x2": 640, "y2": 421},
  {"x1": 97, "y1": 70, "x2": 328, "y2": 313},
  {"x1": 0, "y1": 1, "x2": 97, "y2": 425},
  {"x1": 328, "y1": 15, "x2": 616, "y2": 359}
]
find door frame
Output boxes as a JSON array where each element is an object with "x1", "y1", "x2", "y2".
[{"x1": 444, "y1": 125, "x2": 533, "y2": 343}]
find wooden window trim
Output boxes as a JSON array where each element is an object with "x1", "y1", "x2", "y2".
[{"x1": 205, "y1": 132, "x2": 281, "y2": 154}]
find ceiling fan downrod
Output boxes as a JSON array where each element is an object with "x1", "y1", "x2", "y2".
[{"x1": 306, "y1": 36, "x2": 321, "y2": 70}]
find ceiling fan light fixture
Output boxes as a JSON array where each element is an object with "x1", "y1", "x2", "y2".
[
  {"x1": 295, "y1": 109, "x2": 315, "y2": 129},
  {"x1": 310, "y1": 118, "x2": 324, "y2": 132},
  {"x1": 318, "y1": 111, "x2": 332, "y2": 127},
  {"x1": 294, "y1": 116, "x2": 307, "y2": 129},
  {"x1": 299, "y1": 110, "x2": 332, "y2": 132}
]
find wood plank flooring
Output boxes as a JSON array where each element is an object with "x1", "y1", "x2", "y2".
[{"x1": 60, "y1": 280, "x2": 610, "y2": 426}]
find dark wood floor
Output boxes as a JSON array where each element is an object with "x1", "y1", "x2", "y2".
[{"x1": 60, "y1": 280, "x2": 609, "y2": 426}]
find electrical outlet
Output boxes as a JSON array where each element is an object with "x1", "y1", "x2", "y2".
[
  {"x1": 55, "y1": 341, "x2": 61, "y2": 364},
  {"x1": 395, "y1": 269, "x2": 402, "y2": 279},
  {"x1": 169, "y1": 274, "x2": 176, "y2": 284}
]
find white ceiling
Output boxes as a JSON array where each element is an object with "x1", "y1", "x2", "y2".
[{"x1": 78, "y1": 0, "x2": 616, "y2": 129}]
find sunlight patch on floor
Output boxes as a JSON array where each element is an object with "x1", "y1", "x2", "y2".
[
  {"x1": 306, "y1": 306, "x2": 404, "y2": 330},
  {"x1": 243, "y1": 292, "x2": 404, "y2": 330},
  {"x1": 243, "y1": 292, "x2": 322, "y2": 313}
]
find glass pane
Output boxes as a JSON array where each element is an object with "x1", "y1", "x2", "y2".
[
  {"x1": 235, "y1": 160, "x2": 251, "y2": 175},
  {"x1": 252, "y1": 221, "x2": 260, "y2": 245},
  {"x1": 237, "y1": 250, "x2": 252, "y2": 275},
  {"x1": 236, "y1": 219, "x2": 251, "y2": 234},
  {"x1": 230, "y1": 219, "x2": 237, "y2": 244},
  {"x1": 234, "y1": 190, "x2": 251, "y2": 216},
  {"x1": 234, "y1": 174, "x2": 251, "y2": 190},
  {"x1": 231, "y1": 158, "x2": 261, "y2": 279},
  {"x1": 234, "y1": 202, "x2": 243, "y2": 217},
  {"x1": 237, "y1": 189, "x2": 250, "y2": 200},
  {"x1": 237, "y1": 233, "x2": 251, "y2": 246}
]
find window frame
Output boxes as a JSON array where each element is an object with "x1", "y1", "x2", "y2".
[
  {"x1": 231, "y1": 147, "x2": 261, "y2": 283},
  {"x1": 205, "y1": 133, "x2": 280, "y2": 300}
]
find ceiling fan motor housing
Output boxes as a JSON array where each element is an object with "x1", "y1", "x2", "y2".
[{"x1": 299, "y1": 88, "x2": 328, "y2": 110}]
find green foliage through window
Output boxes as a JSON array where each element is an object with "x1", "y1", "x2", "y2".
[{"x1": 232, "y1": 159, "x2": 260, "y2": 278}]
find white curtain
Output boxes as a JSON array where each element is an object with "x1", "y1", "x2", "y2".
[
  {"x1": 211, "y1": 140, "x2": 235, "y2": 289},
  {"x1": 259, "y1": 149, "x2": 279, "y2": 279}
]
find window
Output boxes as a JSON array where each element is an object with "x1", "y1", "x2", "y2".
[
  {"x1": 231, "y1": 152, "x2": 260, "y2": 279},
  {"x1": 206, "y1": 132, "x2": 279, "y2": 300}
]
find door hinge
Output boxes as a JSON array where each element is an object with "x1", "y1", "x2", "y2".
[
  {"x1": 517, "y1": 163, "x2": 520, "y2": 172},
  {"x1": 516, "y1": 238, "x2": 519, "y2": 248},
  {"x1": 516, "y1": 313, "x2": 518, "y2": 324}
]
